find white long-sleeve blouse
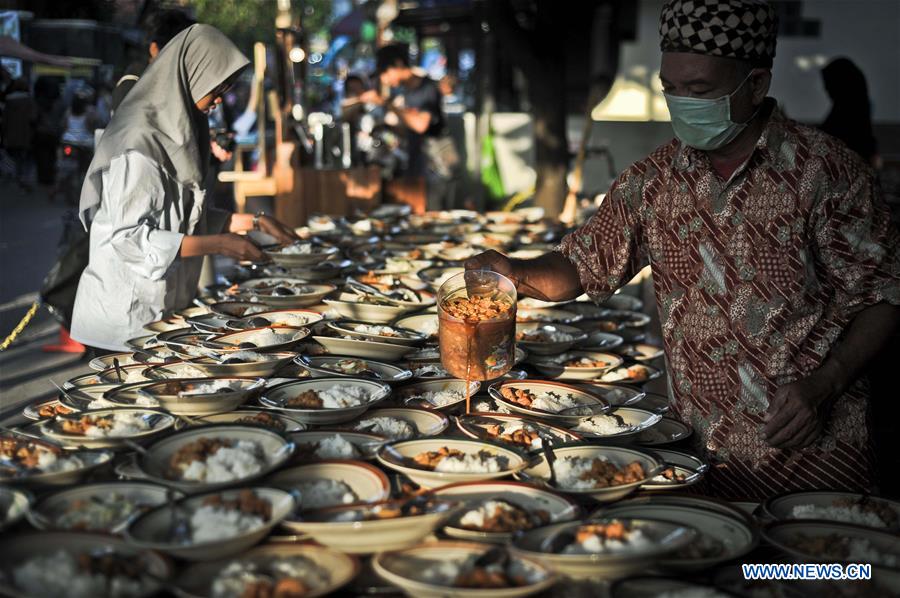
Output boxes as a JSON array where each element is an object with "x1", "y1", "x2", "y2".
[{"x1": 71, "y1": 150, "x2": 228, "y2": 351}]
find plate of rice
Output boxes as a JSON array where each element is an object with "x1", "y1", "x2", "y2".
[
  {"x1": 125, "y1": 487, "x2": 294, "y2": 561},
  {"x1": 39, "y1": 408, "x2": 175, "y2": 449},
  {"x1": 377, "y1": 438, "x2": 529, "y2": 489},
  {"x1": 762, "y1": 491, "x2": 900, "y2": 532},
  {"x1": 395, "y1": 379, "x2": 481, "y2": 413},
  {"x1": 260, "y1": 377, "x2": 391, "y2": 424}
]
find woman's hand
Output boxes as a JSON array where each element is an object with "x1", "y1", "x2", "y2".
[
  {"x1": 217, "y1": 233, "x2": 266, "y2": 262},
  {"x1": 257, "y1": 215, "x2": 299, "y2": 245}
]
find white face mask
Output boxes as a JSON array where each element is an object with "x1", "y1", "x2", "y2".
[{"x1": 663, "y1": 71, "x2": 756, "y2": 150}]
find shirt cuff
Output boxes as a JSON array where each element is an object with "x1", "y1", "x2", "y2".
[{"x1": 144, "y1": 228, "x2": 184, "y2": 280}]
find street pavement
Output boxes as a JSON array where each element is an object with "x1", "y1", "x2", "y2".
[{"x1": 0, "y1": 179, "x2": 90, "y2": 422}]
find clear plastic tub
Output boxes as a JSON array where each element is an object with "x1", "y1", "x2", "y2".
[{"x1": 437, "y1": 270, "x2": 517, "y2": 382}]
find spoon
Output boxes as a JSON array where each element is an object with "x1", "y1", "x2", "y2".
[
  {"x1": 112, "y1": 358, "x2": 124, "y2": 383},
  {"x1": 538, "y1": 432, "x2": 557, "y2": 487}
]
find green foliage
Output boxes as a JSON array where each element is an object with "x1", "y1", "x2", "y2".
[{"x1": 186, "y1": 0, "x2": 334, "y2": 55}]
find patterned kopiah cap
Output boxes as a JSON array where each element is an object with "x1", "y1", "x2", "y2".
[{"x1": 659, "y1": 0, "x2": 778, "y2": 63}]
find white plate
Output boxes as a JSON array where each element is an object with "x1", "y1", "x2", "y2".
[
  {"x1": 323, "y1": 298, "x2": 417, "y2": 324},
  {"x1": 638, "y1": 449, "x2": 708, "y2": 491},
  {"x1": 510, "y1": 518, "x2": 696, "y2": 581},
  {"x1": 137, "y1": 378, "x2": 265, "y2": 416},
  {"x1": 763, "y1": 520, "x2": 900, "y2": 572},
  {"x1": 435, "y1": 480, "x2": 580, "y2": 543},
  {"x1": 213, "y1": 325, "x2": 309, "y2": 352},
  {"x1": 133, "y1": 425, "x2": 295, "y2": 493},
  {"x1": 267, "y1": 460, "x2": 391, "y2": 515},
  {"x1": 327, "y1": 320, "x2": 427, "y2": 346},
  {"x1": 191, "y1": 410, "x2": 306, "y2": 433},
  {"x1": 515, "y1": 308, "x2": 581, "y2": 324},
  {"x1": 395, "y1": 379, "x2": 481, "y2": 413},
  {"x1": 298, "y1": 355, "x2": 413, "y2": 384},
  {"x1": 762, "y1": 491, "x2": 900, "y2": 533},
  {"x1": 456, "y1": 412, "x2": 582, "y2": 452},
  {"x1": 569, "y1": 407, "x2": 662, "y2": 442},
  {"x1": 39, "y1": 408, "x2": 175, "y2": 449},
  {"x1": 260, "y1": 377, "x2": 391, "y2": 424},
  {"x1": 286, "y1": 498, "x2": 459, "y2": 554},
  {"x1": 263, "y1": 243, "x2": 339, "y2": 267},
  {"x1": 531, "y1": 351, "x2": 625, "y2": 380},
  {"x1": 377, "y1": 438, "x2": 529, "y2": 489},
  {"x1": 393, "y1": 313, "x2": 439, "y2": 340},
  {"x1": 635, "y1": 417, "x2": 692, "y2": 446},
  {"x1": 515, "y1": 323, "x2": 588, "y2": 356},
  {"x1": 27, "y1": 481, "x2": 175, "y2": 534},
  {"x1": 598, "y1": 502, "x2": 757, "y2": 571},
  {"x1": 374, "y1": 541, "x2": 557, "y2": 598},
  {"x1": 289, "y1": 430, "x2": 386, "y2": 461},
  {"x1": 516, "y1": 443, "x2": 662, "y2": 503},
  {"x1": 125, "y1": 486, "x2": 294, "y2": 561},
  {"x1": 174, "y1": 543, "x2": 358, "y2": 598},
  {"x1": 236, "y1": 280, "x2": 336, "y2": 308},
  {"x1": 489, "y1": 380, "x2": 611, "y2": 425},
  {"x1": 313, "y1": 335, "x2": 417, "y2": 361},
  {"x1": 88, "y1": 352, "x2": 138, "y2": 371},
  {"x1": 0, "y1": 531, "x2": 171, "y2": 596},
  {"x1": 346, "y1": 407, "x2": 450, "y2": 438}
]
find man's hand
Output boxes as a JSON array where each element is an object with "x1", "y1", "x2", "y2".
[
  {"x1": 217, "y1": 233, "x2": 266, "y2": 262},
  {"x1": 764, "y1": 371, "x2": 837, "y2": 449},
  {"x1": 465, "y1": 250, "x2": 518, "y2": 284},
  {"x1": 257, "y1": 215, "x2": 299, "y2": 245}
]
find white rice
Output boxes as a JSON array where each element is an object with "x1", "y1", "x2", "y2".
[
  {"x1": 530, "y1": 392, "x2": 579, "y2": 413},
  {"x1": 313, "y1": 434, "x2": 360, "y2": 459},
  {"x1": 458, "y1": 500, "x2": 517, "y2": 529},
  {"x1": 355, "y1": 416, "x2": 415, "y2": 440},
  {"x1": 83, "y1": 412, "x2": 152, "y2": 437},
  {"x1": 179, "y1": 381, "x2": 236, "y2": 396},
  {"x1": 562, "y1": 527, "x2": 654, "y2": 555},
  {"x1": 791, "y1": 503, "x2": 892, "y2": 529},
  {"x1": 520, "y1": 327, "x2": 573, "y2": 343},
  {"x1": 264, "y1": 314, "x2": 313, "y2": 327},
  {"x1": 573, "y1": 415, "x2": 634, "y2": 436},
  {"x1": 553, "y1": 456, "x2": 613, "y2": 490},
  {"x1": 412, "y1": 389, "x2": 464, "y2": 408},
  {"x1": 211, "y1": 557, "x2": 330, "y2": 598},
  {"x1": 434, "y1": 451, "x2": 507, "y2": 473},
  {"x1": 180, "y1": 440, "x2": 267, "y2": 483},
  {"x1": 278, "y1": 243, "x2": 313, "y2": 254},
  {"x1": 12, "y1": 551, "x2": 153, "y2": 598},
  {"x1": 420, "y1": 555, "x2": 543, "y2": 587},
  {"x1": 317, "y1": 385, "x2": 372, "y2": 409},
  {"x1": 845, "y1": 538, "x2": 898, "y2": 567},
  {"x1": 189, "y1": 504, "x2": 266, "y2": 544},
  {"x1": 226, "y1": 350, "x2": 268, "y2": 362},
  {"x1": 35, "y1": 450, "x2": 83, "y2": 473},
  {"x1": 242, "y1": 329, "x2": 297, "y2": 346},
  {"x1": 124, "y1": 370, "x2": 147, "y2": 383},
  {"x1": 354, "y1": 324, "x2": 399, "y2": 337},
  {"x1": 413, "y1": 364, "x2": 448, "y2": 378},
  {"x1": 134, "y1": 394, "x2": 160, "y2": 407},
  {"x1": 295, "y1": 479, "x2": 358, "y2": 510}
]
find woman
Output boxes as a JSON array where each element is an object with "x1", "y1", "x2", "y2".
[
  {"x1": 71, "y1": 25, "x2": 297, "y2": 351},
  {"x1": 820, "y1": 57, "x2": 878, "y2": 168}
]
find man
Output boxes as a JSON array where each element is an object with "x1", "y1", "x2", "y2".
[
  {"x1": 361, "y1": 44, "x2": 457, "y2": 210},
  {"x1": 468, "y1": 0, "x2": 900, "y2": 499},
  {"x1": 111, "y1": 9, "x2": 196, "y2": 112}
]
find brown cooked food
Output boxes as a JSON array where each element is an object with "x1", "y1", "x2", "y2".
[
  {"x1": 0, "y1": 437, "x2": 61, "y2": 469},
  {"x1": 562, "y1": 356, "x2": 609, "y2": 368},
  {"x1": 412, "y1": 446, "x2": 466, "y2": 469},
  {"x1": 575, "y1": 521, "x2": 628, "y2": 544},
  {"x1": 38, "y1": 403, "x2": 74, "y2": 418},
  {"x1": 578, "y1": 459, "x2": 647, "y2": 488},
  {"x1": 169, "y1": 437, "x2": 234, "y2": 475},
  {"x1": 202, "y1": 488, "x2": 271, "y2": 520},
  {"x1": 456, "y1": 567, "x2": 526, "y2": 589},
  {"x1": 285, "y1": 390, "x2": 323, "y2": 409},
  {"x1": 499, "y1": 387, "x2": 537, "y2": 408},
  {"x1": 236, "y1": 412, "x2": 286, "y2": 431},
  {"x1": 659, "y1": 466, "x2": 688, "y2": 482},
  {"x1": 461, "y1": 501, "x2": 550, "y2": 533},
  {"x1": 60, "y1": 414, "x2": 115, "y2": 436},
  {"x1": 76, "y1": 552, "x2": 144, "y2": 580},
  {"x1": 441, "y1": 296, "x2": 513, "y2": 322},
  {"x1": 485, "y1": 423, "x2": 540, "y2": 449},
  {"x1": 833, "y1": 497, "x2": 899, "y2": 529},
  {"x1": 239, "y1": 577, "x2": 309, "y2": 598}
]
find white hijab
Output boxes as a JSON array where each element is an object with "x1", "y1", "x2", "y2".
[{"x1": 79, "y1": 24, "x2": 249, "y2": 226}]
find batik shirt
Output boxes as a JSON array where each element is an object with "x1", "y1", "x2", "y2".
[{"x1": 558, "y1": 104, "x2": 900, "y2": 500}]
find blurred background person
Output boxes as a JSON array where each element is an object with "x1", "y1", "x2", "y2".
[
  {"x1": 33, "y1": 76, "x2": 65, "y2": 190},
  {"x1": 820, "y1": 57, "x2": 879, "y2": 169},
  {"x1": 111, "y1": 9, "x2": 196, "y2": 113},
  {"x1": 2, "y1": 79, "x2": 37, "y2": 192}
]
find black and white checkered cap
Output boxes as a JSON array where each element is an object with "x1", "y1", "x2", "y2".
[{"x1": 660, "y1": 0, "x2": 778, "y2": 62}]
